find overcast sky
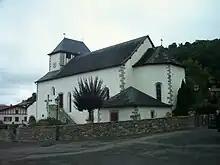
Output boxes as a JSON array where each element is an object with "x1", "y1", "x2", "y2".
[{"x1": 0, "y1": 0, "x2": 219, "y2": 105}]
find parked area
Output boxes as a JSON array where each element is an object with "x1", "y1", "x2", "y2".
[{"x1": 0, "y1": 128, "x2": 219, "y2": 165}]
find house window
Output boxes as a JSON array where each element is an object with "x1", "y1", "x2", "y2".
[
  {"x1": 15, "y1": 117, "x2": 19, "y2": 122},
  {"x1": 155, "y1": 82, "x2": 162, "y2": 101},
  {"x1": 51, "y1": 87, "x2": 56, "y2": 96},
  {"x1": 24, "y1": 117, "x2": 27, "y2": 121},
  {"x1": 15, "y1": 110, "x2": 18, "y2": 114},
  {"x1": 110, "y1": 111, "x2": 118, "y2": 122},
  {"x1": 67, "y1": 92, "x2": 72, "y2": 112},
  {"x1": 150, "y1": 110, "x2": 155, "y2": 119},
  {"x1": 4, "y1": 117, "x2": 12, "y2": 122}
]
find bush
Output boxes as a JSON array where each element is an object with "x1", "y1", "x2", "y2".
[{"x1": 37, "y1": 117, "x2": 63, "y2": 126}]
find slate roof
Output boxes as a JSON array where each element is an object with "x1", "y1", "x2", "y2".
[
  {"x1": 103, "y1": 86, "x2": 171, "y2": 108},
  {"x1": 37, "y1": 35, "x2": 150, "y2": 83},
  {"x1": 37, "y1": 70, "x2": 60, "y2": 83},
  {"x1": 48, "y1": 38, "x2": 90, "y2": 55},
  {"x1": 133, "y1": 46, "x2": 183, "y2": 67}
]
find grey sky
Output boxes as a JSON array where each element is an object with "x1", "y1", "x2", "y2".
[{"x1": 0, "y1": 0, "x2": 220, "y2": 104}]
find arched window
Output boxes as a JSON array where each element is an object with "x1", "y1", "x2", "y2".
[
  {"x1": 155, "y1": 82, "x2": 162, "y2": 101},
  {"x1": 51, "y1": 87, "x2": 55, "y2": 96},
  {"x1": 67, "y1": 92, "x2": 72, "y2": 112}
]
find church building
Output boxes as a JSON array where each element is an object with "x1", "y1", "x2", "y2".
[{"x1": 35, "y1": 35, "x2": 185, "y2": 124}]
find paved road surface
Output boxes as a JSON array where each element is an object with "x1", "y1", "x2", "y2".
[{"x1": 0, "y1": 128, "x2": 220, "y2": 165}]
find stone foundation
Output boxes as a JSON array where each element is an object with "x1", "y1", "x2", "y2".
[{"x1": 0, "y1": 116, "x2": 205, "y2": 142}]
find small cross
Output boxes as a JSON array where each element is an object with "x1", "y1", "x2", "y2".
[
  {"x1": 45, "y1": 95, "x2": 52, "y2": 112},
  {"x1": 63, "y1": 33, "x2": 66, "y2": 38},
  {"x1": 160, "y1": 39, "x2": 163, "y2": 46}
]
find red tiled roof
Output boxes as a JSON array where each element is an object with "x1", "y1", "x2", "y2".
[{"x1": 0, "y1": 105, "x2": 9, "y2": 110}]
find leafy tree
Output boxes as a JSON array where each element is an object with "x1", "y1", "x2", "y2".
[
  {"x1": 173, "y1": 80, "x2": 194, "y2": 116},
  {"x1": 72, "y1": 76, "x2": 109, "y2": 123}
]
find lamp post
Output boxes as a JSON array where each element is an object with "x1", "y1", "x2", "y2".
[
  {"x1": 55, "y1": 96, "x2": 60, "y2": 141},
  {"x1": 55, "y1": 96, "x2": 59, "y2": 121},
  {"x1": 193, "y1": 84, "x2": 200, "y2": 125}
]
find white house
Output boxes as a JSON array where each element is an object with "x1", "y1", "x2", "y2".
[
  {"x1": 35, "y1": 35, "x2": 185, "y2": 124},
  {"x1": 0, "y1": 94, "x2": 37, "y2": 125}
]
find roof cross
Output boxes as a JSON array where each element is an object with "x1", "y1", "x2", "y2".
[{"x1": 160, "y1": 39, "x2": 163, "y2": 46}]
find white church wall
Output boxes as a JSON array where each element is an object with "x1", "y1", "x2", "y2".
[
  {"x1": 37, "y1": 67, "x2": 121, "y2": 124},
  {"x1": 138, "y1": 107, "x2": 171, "y2": 119},
  {"x1": 133, "y1": 64, "x2": 185, "y2": 106},
  {"x1": 27, "y1": 102, "x2": 36, "y2": 122},
  {"x1": 124, "y1": 37, "x2": 153, "y2": 88},
  {"x1": 98, "y1": 106, "x2": 171, "y2": 122},
  {"x1": 133, "y1": 65, "x2": 170, "y2": 104},
  {"x1": 98, "y1": 107, "x2": 133, "y2": 122}
]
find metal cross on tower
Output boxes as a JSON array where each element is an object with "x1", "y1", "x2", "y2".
[
  {"x1": 45, "y1": 94, "x2": 52, "y2": 114},
  {"x1": 160, "y1": 39, "x2": 163, "y2": 46}
]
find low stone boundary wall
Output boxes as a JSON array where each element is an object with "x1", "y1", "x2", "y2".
[{"x1": 0, "y1": 116, "x2": 205, "y2": 142}]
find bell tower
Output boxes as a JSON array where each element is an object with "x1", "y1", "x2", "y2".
[{"x1": 47, "y1": 34, "x2": 90, "y2": 72}]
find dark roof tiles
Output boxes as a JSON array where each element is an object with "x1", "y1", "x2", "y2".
[
  {"x1": 37, "y1": 36, "x2": 148, "y2": 83},
  {"x1": 103, "y1": 86, "x2": 171, "y2": 108},
  {"x1": 48, "y1": 38, "x2": 90, "y2": 55},
  {"x1": 133, "y1": 46, "x2": 183, "y2": 67}
]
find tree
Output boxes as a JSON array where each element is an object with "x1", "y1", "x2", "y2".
[
  {"x1": 173, "y1": 80, "x2": 194, "y2": 116},
  {"x1": 72, "y1": 76, "x2": 109, "y2": 123}
]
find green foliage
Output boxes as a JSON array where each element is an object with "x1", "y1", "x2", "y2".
[
  {"x1": 37, "y1": 117, "x2": 63, "y2": 126},
  {"x1": 73, "y1": 76, "x2": 109, "y2": 122},
  {"x1": 195, "y1": 103, "x2": 218, "y2": 114},
  {"x1": 173, "y1": 80, "x2": 194, "y2": 116},
  {"x1": 28, "y1": 116, "x2": 36, "y2": 125},
  {"x1": 168, "y1": 39, "x2": 220, "y2": 105}
]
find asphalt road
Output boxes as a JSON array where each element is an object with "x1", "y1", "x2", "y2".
[{"x1": 1, "y1": 128, "x2": 220, "y2": 165}]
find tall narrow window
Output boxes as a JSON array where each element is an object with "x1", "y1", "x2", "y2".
[
  {"x1": 59, "y1": 93, "x2": 64, "y2": 108},
  {"x1": 150, "y1": 110, "x2": 155, "y2": 119},
  {"x1": 155, "y1": 82, "x2": 162, "y2": 101},
  {"x1": 67, "y1": 92, "x2": 72, "y2": 112},
  {"x1": 51, "y1": 87, "x2": 55, "y2": 96}
]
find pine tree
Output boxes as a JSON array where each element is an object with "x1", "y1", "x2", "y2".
[{"x1": 173, "y1": 80, "x2": 193, "y2": 116}]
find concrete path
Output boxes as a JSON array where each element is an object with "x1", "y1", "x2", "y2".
[{"x1": 1, "y1": 128, "x2": 220, "y2": 165}]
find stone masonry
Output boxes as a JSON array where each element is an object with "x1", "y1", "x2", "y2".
[{"x1": 0, "y1": 116, "x2": 205, "y2": 143}]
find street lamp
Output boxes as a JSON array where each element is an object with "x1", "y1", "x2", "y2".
[{"x1": 55, "y1": 96, "x2": 59, "y2": 121}]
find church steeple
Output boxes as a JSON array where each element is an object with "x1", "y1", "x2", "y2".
[{"x1": 48, "y1": 37, "x2": 90, "y2": 72}]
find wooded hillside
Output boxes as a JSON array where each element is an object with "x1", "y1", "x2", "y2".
[{"x1": 168, "y1": 39, "x2": 220, "y2": 102}]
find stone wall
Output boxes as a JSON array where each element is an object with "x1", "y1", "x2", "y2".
[{"x1": 0, "y1": 116, "x2": 204, "y2": 142}]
